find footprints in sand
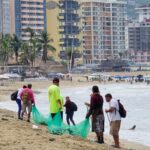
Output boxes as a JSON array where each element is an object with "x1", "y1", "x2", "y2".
[
  {"x1": 1, "y1": 117, "x2": 9, "y2": 121},
  {"x1": 49, "y1": 138, "x2": 56, "y2": 142}
]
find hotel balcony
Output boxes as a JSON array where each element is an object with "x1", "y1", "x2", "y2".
[
  {"x1": 58, "y1": 13, "x2": 80, "y2": 22},
  {"x1": 58, "y1": 28, "x2": 64, "y2": 32},
  {"x1": 58, "y1": 0, "x2": 79, "y2": 10},
  {"x1": 59, "y1": 38, "x2": 80, "y2": 47},
  {"x1": 59, "y1": 41, "x2": 64, "y2": 45},
  {"x1": 58, "y1": 15, "x2": 64, "y2": 20}
]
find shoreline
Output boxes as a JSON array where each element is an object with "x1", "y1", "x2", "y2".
[{"x1": 0, "y1": 108, "x2": 150, "y2": 150}]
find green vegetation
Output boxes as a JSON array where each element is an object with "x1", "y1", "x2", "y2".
[
  {"x1": 38, "y1": 31, "x2": 56, "y2": 63},
  {"x1": 0, "y1": 34, "x2": 13, "y2": 66},
  {"x1": 66, "y1": 48, "x2": 81, "y2": 70},
  {"x1": 0, "y1": 28, "x2": 55, "y2": 67}
]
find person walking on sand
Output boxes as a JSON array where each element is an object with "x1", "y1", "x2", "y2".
[
  {"x1": 21, "y1": 84, "x2": 35, "y2": 122},
  {"x1": 48, "y1": 77, "x2": 62, "y2": 119},
  {"x1": 16, "y1": 85, "x2": 27, "y2": 119},
  {"x1": 85, "y1": 86, "x2": 104, "y2": 144},
  {"x1": 105, "y1": 93, "x2": 121, "y2": 148},
  {"x1": 64, "y1": 96, "x2": 76, "y2": 126}
]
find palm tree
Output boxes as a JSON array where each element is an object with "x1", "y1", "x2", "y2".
[
  {"x1": 28, "y1": 37, "x2": 41, "y2": 67},
  {"x1": 38, "y1": 31, "x2": 55, "y2": 63},
  {"x1": 19, "y1": 42, "x2": 30, "y2": 65},
  {"x1": 23, "y1": 28, "x2": 41, "y2": 67},
  {"x1": 0, "y1": 34, "x2": 13, "y2": 66},
  {"x1": 119, "y1": 52, "x2": 123, "y2": 60},
  {"x1": 66, "y1": 48, "x2": 80, "y2": 70},
  {"x1": 24, "y1": 27, "x2": 35, "y2": 40},
  {"x1": 11, "y1": 34, "x2": 21, "y2": 63}
]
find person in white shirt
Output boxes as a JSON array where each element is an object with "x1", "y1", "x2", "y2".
[
  {"x1": 16, "y1": 85, "x2": 26, "y2": 119},
  {"x1": 105, "y1": 93, "x2": 121, "y2": 148}
]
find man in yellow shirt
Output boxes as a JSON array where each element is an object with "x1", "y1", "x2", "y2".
[{"x1": 48, "y1": 77, "x2": 62, "y2": 119}]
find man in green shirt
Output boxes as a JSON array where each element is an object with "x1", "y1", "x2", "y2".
[{"x1": 48, "y1": 77, "x2": 62, "y2": 119}]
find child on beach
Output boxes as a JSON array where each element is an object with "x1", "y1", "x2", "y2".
[{"x1": 64, "y1": 96, "x2": 76, "y2": 126}]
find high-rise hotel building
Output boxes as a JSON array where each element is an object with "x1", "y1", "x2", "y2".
[
  {"x1": 126, "y1": 4, "x2": 150, "y2": 63},
  {"x1": 15, "y1": 0, "x2": 46, "y2": 41},
  {"x1": 0, "y1": 0, "x2": 10, "y2": 34},
  {"x1": 81, "y1": 0, "x2": 126, "y2": 65},
  {"x1": 46, "y1": 0, "x2": 81, "y2": 59}
]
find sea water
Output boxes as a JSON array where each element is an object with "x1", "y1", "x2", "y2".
[{"x1": 0, "y1": 83, "x2": 150, "y2": 147}]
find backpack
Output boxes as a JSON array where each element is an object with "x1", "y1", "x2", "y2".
[
  {"x1": 117, "y1": 100, "x2": 127, "y2": 118},
  {"x1": 11, "y1": 91, "x2": 18, "y2": 101},
  {"x1": 22, "y1": 91, "x2": 31, "y2": 104},
  {"x1": 71, "y1": 102, "x2": 78, "y2": 111}
]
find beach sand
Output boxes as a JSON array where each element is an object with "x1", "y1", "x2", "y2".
[
  {"x1": 0, "y1": 74, "x2": 150, "y2": 150},
  {"x1": 0, "y1": 108, "x2": 149, "y2": 150}
]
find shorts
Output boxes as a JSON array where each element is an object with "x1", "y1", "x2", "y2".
[
  {"x1": 22, "y1": 100, "x2": 32, "y2": 114},
  {"x1": 110, "y1": 120, "x2": 121, "y2": 136},
  {"x1": 92, "y1": 114, "x2": 104, "y2": 133}
]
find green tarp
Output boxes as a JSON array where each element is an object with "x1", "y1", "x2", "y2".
[{"x1": 32, "y1": 105, "x2": 90, "y2": 139}]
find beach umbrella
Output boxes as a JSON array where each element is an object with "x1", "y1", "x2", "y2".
[{"x1": 0, "y1": 74, "x2": 10, "y2": 80}]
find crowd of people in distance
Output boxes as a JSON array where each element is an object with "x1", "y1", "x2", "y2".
[{"x1": 14, "y1": 77, "x2": 123, "y2": 149}]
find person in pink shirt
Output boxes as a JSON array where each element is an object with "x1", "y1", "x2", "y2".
[{"x1": 21, "y1": 84, "x2": 35, "y2": 122}]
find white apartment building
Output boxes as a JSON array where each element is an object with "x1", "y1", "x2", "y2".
[
  {"x1": 136, "y1": 3, "x2": 150, "y2": 22},
  {"x1": 126, "y1": 3, "x2": 150, "y2": 63},
  {"x1": 81, "y1": 0, "x2": 127, "y2": 65},
  {"x1": 15, "y1": 0, "x2": 46, "y2": 41}
]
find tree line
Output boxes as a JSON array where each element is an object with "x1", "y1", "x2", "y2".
[{"x1": 0, "y1": 28, "x2": 56, "y2": 67}]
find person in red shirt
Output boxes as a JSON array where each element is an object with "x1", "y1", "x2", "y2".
[
  {"x1": 21, "y1": 84, "x2": 35, "y2": 122},
  {"x1": 85, "y1": 86, "x2": 104, "y2": 144}
]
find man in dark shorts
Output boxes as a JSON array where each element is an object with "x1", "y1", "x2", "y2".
[{"x1": 86, "y1": 86, "x2": 104, "y2": 144}]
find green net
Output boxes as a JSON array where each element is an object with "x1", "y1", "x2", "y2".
[
  {"x1": 32, "y1": 106, "x2": 90, "y2": 138},
  {"x1": 32, "y1": 105, "x2": 52, "y2": 125}
]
